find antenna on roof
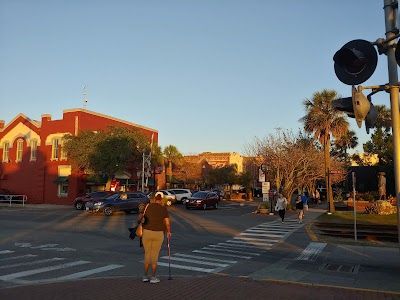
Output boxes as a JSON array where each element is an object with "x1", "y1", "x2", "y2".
[{"x1": 82, "y1": 85, "x2": 88, "y2": 109}]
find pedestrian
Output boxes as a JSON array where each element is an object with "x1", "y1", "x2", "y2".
[
  {"x1": 139, "y1": 192, "x2": 171, "y2": 284},
  {"x1": 301, "y1": 192, "x2": 309, "y2": 216},
  {"x1": 275, "y1": 193, "x2": 288, "y2": 223},
  {"x1": 315, "y1": 189, "x2": 320, "y2": 204},
  {"x1": 295, "y1": 195, "x2": 304, "y2": 223}
]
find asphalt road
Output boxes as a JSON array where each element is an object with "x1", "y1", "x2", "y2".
[{"x1": 0, "y1": 200, "x2": 294, "y2": 288}]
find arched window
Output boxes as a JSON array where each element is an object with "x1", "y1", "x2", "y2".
[
  {"x1": 2, "y1": 142, "x2": 9, "y2": 162},
  {"x1": 30, "y1": 139, "x2": 38, "y2": 161},
  {"x1": 16, "y1": 139, "x2": 24, "y2": 162}
]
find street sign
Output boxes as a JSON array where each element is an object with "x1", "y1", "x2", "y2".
[
  {"x1": 258, "y1": 168, "x2": 265, "y2": 182},
  {"x1": 262, "y1": 181, "x2": 270, "y2": 194}
]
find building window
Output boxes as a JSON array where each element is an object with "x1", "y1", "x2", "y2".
[
  {"x1": 2, "y1": 142, "x2": 9, "y2": 162},
  {"x1": 16, "y1": 139, "x2": 23, "y2": 162},
  {"x1": 60, "y1": 144, "x2": 67, "y2": 160},
  {"x1": 58, "y1": 181, "x2": 68, "y2": 197},
  {"x1": 30, "y1": 140, "x2": 37, "y2": 161},
  {"x1": 51, "y1": 139, "x2": 59, "y2": 160}
]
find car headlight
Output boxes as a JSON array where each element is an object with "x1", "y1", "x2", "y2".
[
  {"x1": 94, "y1": 202, "x2": 103, "y2": 206},
  {"x1": 196, "y1": 200, "x2": 202, "y2": 204}
]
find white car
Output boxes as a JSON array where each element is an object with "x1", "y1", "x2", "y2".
[
  {"x1": 167, "y1": 189, "x2": 192, "y2": 204},
  {"x1": 158, "y1": 190, "x2": 177, "y2": 206}
]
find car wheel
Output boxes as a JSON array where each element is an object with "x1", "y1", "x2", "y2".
[
  {"x1": 214, "y1": 202, "x2": 218, "y2": 209},
  {"x1": 203, "y1": 203, "x2": 207, "y2": 210},
  {"x1": 104, "y1": 206, "x2": 113, "y2": 216},
  {"x1": 75, "y1": 202, "x2": 84, "y2": 210},
  {"x1": 166, "y1": 200, "x2": 172, "y2": 206}
]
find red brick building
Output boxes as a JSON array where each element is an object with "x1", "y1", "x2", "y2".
[{"x1": 0, "y1": 109, "x2": 159, "y2": 205}]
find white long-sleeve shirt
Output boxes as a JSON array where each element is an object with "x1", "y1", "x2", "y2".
[{"x1": 275, "y1": 197, "x2": 287, "y2": 210}]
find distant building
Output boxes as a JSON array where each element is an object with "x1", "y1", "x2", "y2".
[
  {"x1": 0, "y1": 109, "x2": 158, "y2": 205},
  {"x1": 184, "y1": 152, "x2": 244, "y2": 173}
]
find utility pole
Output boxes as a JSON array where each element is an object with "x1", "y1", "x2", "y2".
[{"x1": 383, "y1": 0, "x2": 400, "y2": 245}]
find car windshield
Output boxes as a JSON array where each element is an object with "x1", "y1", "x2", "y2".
[
  {"x1": 105, "y1": 194, "x2": 119, "y2": 200},
  {"x1": 192, "y1": 191, "x2": 208, "y2": 199}
]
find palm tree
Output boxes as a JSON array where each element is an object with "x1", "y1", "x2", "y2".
[
  {"x1": 163, "y1": 145, "x2": 183, "y2": 187},
  {"x1": 301, "y1": 89, "x2": 349, "y2": 213},
  {"x1": 332, "y1": 130, "x2": 358, "y2": 164}
]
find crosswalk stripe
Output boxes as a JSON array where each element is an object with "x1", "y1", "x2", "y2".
[
  {"x1": 202, "y1": 246, "x2": 260, "y2": 256},
  {"x1": 0, "y1": 258, "x2": 65, "y2": 269},
  {"x1": 30, "y1": 244, "x2": 59, "y2": 249},
  {"x1": 296, "y1": 242, "x2": 327, "y2": 261},
  {"x1": 227, "y1": 240, "x2": 274, "y2": 247},
  {"x1": 217, "y1": 242, "x2": 268, "y2": 250},
  {"x1": 246, "y1": 228, "x2": 291, "y2": 232},
  {"x1": 53, "y1": 264, "x2": 124, "y2": 280},
  {"x1": 156, "y1": 262, "x2": 216, "y2": 273},
  {"x1": 209, "y1": 244, "x2": 263, "y2": 252},
  {"x1": 160, "y1": 256, "x2": 229, "y2": 267},
  {"x1": 193, "y1": 250, "x2": 251, "y2": 259},
  {"x1": 240, "y1": 232, "x2": 285, "y2": 238},
  {"x1": 0, "y1": 254, "x2": 37, "y2": 262},
  {"x1": 0, "y1": 260, "x2": 90, "y2": 281},
  {"x1": 0, "y1": 250, "x2": 14, "y2": 255},
  {"x1": 234, "y1": 236, "x2": 280, "y2": 243},
  {"x1": 174, "y1": 253, "x2": 237, "y2": 264}
]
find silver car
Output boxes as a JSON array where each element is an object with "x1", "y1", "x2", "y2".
[{"x1": 167, "y1": 189, "x2": 192, "y2": 204}]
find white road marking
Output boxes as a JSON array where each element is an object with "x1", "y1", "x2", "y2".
[
  {"x1": 14, "y1": 243, "x2": 31, "y2": 248},
  {"x1": 0, "y1": 260, "x2": 90, "y2": 281},
  {"x1": 202, "y1": 246, "x2": 260, "y2": 256},
  {"x1": 174, "y1": 253, "x2": 237, "y2": 264},
  {"x1": 193, "y1": 250, "x2": 251, "y2": 259},
  {"x1": 240, "y1": 232, "x2": 286, "y2": 238},
  {"x1": 0, "y1": 258, "x2": 65, "y2": 269},
  {"x1": 0, "y1": 250, "x2": 14, "y2": 255},
  {"x1": 207, "y1": 244, "x2": 263, "y2": 253},
  {"x1": 0, "y1": 254, "x2": 37, "y2": 262},
  {"x1": 296, "y1": 242, "x2": 327, "y2": 261},
  {"x1": 156, "y1": 262, "x2": 216, "y2": 273},
  {"x1": 52, "y1": 264, "x2": 123, "y2": 281},
  {"x1": 160, "y1": 256, "x2": 229, "y2": 268},
  {"x1": 227, "y1": 240, "x2": 274, "y2": 247},
  {"x1": 30, "y1": 244, "x2": 59, "y2": 249},
  {"x1": 217, "y1": 242, "x2": 269, "y2": 250},
  {"x1": 233, "y1": 236, "x2": 279, "y2": 243}
]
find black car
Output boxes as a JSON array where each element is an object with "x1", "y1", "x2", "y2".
[
  {"x1": 91, "y1": 192, "x2": 149, "y2": 216},
  {"x1": 73, "y1": 191, "x2": 116, "y2": 210},
  {"x1": 186, "y1": 191, "x2": 219, "y2": 210}
]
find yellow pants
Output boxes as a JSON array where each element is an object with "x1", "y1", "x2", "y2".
[{"x1": 142, "y1": 229, "x2": 164, "y2": 265}]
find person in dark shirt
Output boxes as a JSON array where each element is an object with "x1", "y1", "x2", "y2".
[
  {"x1": 139, "y1": 193, "x2": 171, "y2": 284},
  {"x1": 295, "y1": 195, "x2": 304, "y2": 223}
]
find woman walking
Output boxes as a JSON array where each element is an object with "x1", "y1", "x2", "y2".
[
  {"x1": 139, "y1": 192, "x2": 171, "y2": 284},
  {"x1": 295, "y1": 195, "x2": 304, "y2": 223},
  {"x1": 275, "y1": 193, "x2": 288, "y2": 223}
]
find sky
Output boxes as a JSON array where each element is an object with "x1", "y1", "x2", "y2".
[{"x1": 0, "y1": 0, "x2": 395, "y2": 155}]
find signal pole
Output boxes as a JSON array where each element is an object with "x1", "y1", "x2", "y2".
[{"x1": 383, "y1": 0, "x2": 400, "y2": 245}]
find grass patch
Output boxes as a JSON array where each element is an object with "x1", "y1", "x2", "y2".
[{"x1": 317, "y1": 211, "x2": 397, "y2": 226}]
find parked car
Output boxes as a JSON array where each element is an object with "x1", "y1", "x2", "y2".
[
  {"x1": 186, "y1": 191, "x2": 219, "y2": 210},
  {"x1": 73, "y1": 191, "x2": 116, "y2": 210},
  {"x1": 211, "y1": 189, "x2": 224, "y2": 201},
  {"x1": 148, "y1": 190, "x2": 177, "y2": 206},
  {"x1": 167, "y1": 189, "x2": 192, "y2": 203},
  {"x1": 91, "y1": 192, "x2": 149, "y2": 216}
]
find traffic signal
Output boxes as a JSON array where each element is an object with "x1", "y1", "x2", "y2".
[
  {"x1": 332, "y1": 86, "x2": 378, "y2": 132},
  {"x1": 333, "y1": 39, "x2": 378, "y2": 85}
]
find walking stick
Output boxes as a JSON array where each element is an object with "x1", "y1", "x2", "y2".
[{"x1": 167, "y1": 235, "x2": 172, "y2": 280}]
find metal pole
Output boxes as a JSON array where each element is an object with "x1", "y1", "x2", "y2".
[
  {"x1": 383, "y1": 0, "x2": 400, "y2": 245},
  {"x1": 352, "y1": 172, "x2": 358, "y2": 241},
  {"x1": 142, "y1": 152, "x2": 145, "y2": 192}
]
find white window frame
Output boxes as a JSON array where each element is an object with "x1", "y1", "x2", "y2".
[
  {"x1": 60, "y1": 143, "x2": 67, "y2": 160},
  {"x1": 16, "y1": 139, "x2": 23, "y2": 162},
  {"x1": 51, "y1": 139, "x2": 59, "y2": 161},
  {"x1": 58, "y1": 182, "x2": 68, "y2": 197},
  {"x1": 30, "y1": 139, "x2": 37, "y2": 161},
  {"x1": 2, "y1": 142, "x2": 9, "y2": 162}
]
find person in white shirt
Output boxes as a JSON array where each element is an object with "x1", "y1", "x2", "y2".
[{"x1": 275, "y1": 193, "x2": 288, "y2": 223}]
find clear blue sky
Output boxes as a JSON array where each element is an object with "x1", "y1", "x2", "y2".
[{"x1": 0, "y1": 0, "x2": 394, "y2": 155}]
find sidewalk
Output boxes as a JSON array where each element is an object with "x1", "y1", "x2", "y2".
[{"x1": 0, "y1": 275, "x2": 398, "y2": 300}]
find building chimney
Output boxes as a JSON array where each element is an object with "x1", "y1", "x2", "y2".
[
  {"x1": 41, "y1": 114, "x2": 52, "y2": 122},
  {"x1": 0, "y1": 120, "x2": 4, "y2": 130}
]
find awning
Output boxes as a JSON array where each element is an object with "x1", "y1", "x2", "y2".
[
  {"x1": 114, "y1": 171, "x2": 131, "y2": 180},
  {"x1": 54, "y1": 176, "x2": 69, "y2": 184}
]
